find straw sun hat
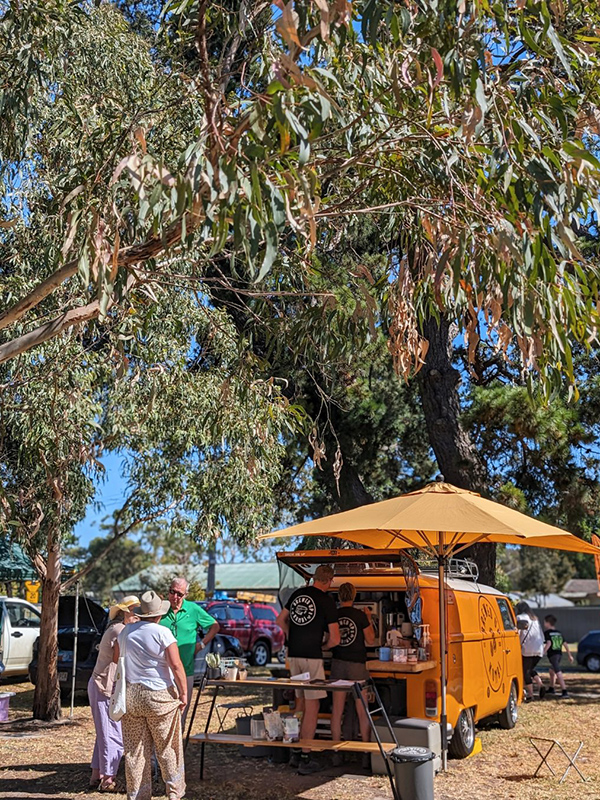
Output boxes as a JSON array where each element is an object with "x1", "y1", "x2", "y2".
[{"x1": 108, "y1": 595, "x2": 141, "y2": 620}]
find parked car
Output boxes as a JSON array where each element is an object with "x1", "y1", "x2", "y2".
[
  {"x1": 0, "y1": 596, "x2": 42, "y2": 678},
  {"x1": 29, "y1": 596, "x2": 244, "y2": 696},
  {"x1": 577, "y1": 630, "x2": 600, "y2": 672},
  {"x1": 29, "y1": 595, "x2": 107, "y2": 696},
  {"x1": 205, "y1": 600, "x2": 284, "y2": 667}
]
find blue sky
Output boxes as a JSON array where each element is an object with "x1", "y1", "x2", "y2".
[{"x1": 74, "y1": 452, "x2": 128, "y2": 547}]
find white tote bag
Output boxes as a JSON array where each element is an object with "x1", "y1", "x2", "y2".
[{"x1": 109, "y1": 629, "x2": 128, "y2": 722}]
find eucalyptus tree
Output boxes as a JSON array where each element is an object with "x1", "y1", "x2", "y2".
[
  {"x1": 0, "y1": 289, "x2": 291, "y2": 720},
  {"x1": 1, "y1": 0, "x2": 600, "y2": 394}
]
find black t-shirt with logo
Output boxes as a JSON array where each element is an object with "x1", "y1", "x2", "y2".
[
  {"x1": 285, "y1": 585, "x2": 338, "y2": 659},
  {"x1": 544, "y1": 628, "x2": 564, "y2": 657},
  {"x1": 332, "y1": 606, "x2": 370, "y2": 663}
]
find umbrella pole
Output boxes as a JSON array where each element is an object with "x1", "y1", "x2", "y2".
[
  {"x1": 438, "y1": 534, "x2": 448, "y2": 771},
  {"x1": 70, "y1": 581, "x2": 79, "y2": 719}
]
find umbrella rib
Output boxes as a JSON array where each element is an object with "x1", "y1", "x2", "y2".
[
  {"x1": 450, "y1": 532, "x2": 489, "y2": 558},
  {"x1": 381, "y1": 529, "x2": 437, "y2": 559},
  {"x1": 417, "y1": 530, "x2": 438, "y2": 559}
]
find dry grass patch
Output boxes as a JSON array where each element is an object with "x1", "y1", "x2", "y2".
[{"x1": 0, "y1": 671, "x2": 598, "y2": 799}]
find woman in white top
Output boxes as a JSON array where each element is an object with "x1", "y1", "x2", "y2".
[
  {"x1": 516, "y1": 601, "x2": 546, "y2": 701},
  {"x1": 113, "y1": 590, "x2": 187, "y2": 800},
  {"x1": 88, "y1": 595, "x2": 139, "y2": 792}
]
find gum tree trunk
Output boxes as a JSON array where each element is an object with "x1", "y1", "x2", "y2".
[
  {"x1": 32, "y1": 542, "x2": 61, "y2": 721},
  {"x1": 417, "y1": 315, "x2": 496, "y2": 586}
]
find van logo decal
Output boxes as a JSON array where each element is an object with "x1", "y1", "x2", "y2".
[
  {"x1": 289, "y1": 595, "x2": 317, "y2": 626},
  {"x1": 339, "y1": 616, "x2": 358, "y2": 647},
  {"x1": 479, "y1": 596, "x2": 504, "y2": 692}
]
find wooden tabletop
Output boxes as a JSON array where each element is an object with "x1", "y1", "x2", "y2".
[{"x1": 366, "y1": 659, "x2": 437, "y2": 673}]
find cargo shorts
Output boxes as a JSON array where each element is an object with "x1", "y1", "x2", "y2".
[{"x1": 288, "y1": 657, "x2": 326, "y2": 700}]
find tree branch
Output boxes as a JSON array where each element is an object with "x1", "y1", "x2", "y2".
[
  {"x1": 0, "y1": 301, "x2": 105, "y2": 365},
  {"x1": 0, "y1": 258, "x2": 79, "y2": 332}
]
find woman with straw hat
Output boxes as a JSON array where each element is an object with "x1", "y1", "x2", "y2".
[
  {"x1": 113, "y1": 590, "x2": 187, "y2": 800},
  {"x1": 88, "y1": 595, "x2": 140, "y2": 792}
]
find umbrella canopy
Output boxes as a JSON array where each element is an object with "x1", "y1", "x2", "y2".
[{"x1": 260, "y1": 481, "x2": 600, "y2": 557}]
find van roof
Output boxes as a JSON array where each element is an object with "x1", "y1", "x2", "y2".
[
  {"x1": 277, "y1": 550, "x2": 507, "y2": 598},
  {"x1": 329, "y1": 573, "x2": 505, "y2": 596}
]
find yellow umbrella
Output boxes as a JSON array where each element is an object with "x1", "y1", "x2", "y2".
[
  {"x1": 260, "y1": 481, "x2": 600, "y2": 768},
  {"x1": 262, "y1": 481, "x2": 600, "y2": 555}
]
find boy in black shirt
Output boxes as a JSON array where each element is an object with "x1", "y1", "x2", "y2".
[
  {"x1": 276, "y1": 564, "x2": 340, "y2": 774},
  {"x1": 330, "y1": 582, "x2": 375, "y2": 766},
  {"x1": 543, "y1": 614, "x2": 573, "y2": 698}
]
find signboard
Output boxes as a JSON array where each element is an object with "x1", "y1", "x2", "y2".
[
  {"x1": 593, "y1": 534, "x2": 600, "y2": 594},
  {"x1": 24, "y1": 581, "x2": 40, "y2": 604}
]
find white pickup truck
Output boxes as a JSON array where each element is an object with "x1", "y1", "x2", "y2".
[{"x1": 0, "y1": 597, "x2": 41, "y2": 678}]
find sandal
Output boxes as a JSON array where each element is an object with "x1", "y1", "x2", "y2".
[
  {"x1": 99, "y1": 779, "x2": 125, "y2": 793},
  {"x1": 87, "y1": 780, "x2": 101, "y2": 792}
]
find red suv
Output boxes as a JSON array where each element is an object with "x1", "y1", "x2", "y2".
[{"x1": 206, "y1": 601, "x2": 284, "y2": 667}]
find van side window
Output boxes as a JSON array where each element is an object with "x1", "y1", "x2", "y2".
[{"x1": 496, "y1": 598, "x2": 516, "y2": 631}]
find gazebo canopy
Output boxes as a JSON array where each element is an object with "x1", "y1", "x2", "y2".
[{"x1": 0, "y1": 539, "x2": 38, "y2": 582}]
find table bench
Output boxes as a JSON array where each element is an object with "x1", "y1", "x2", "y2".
[
  {"x1": 186, "y1": 676, "x2": 401, "y2": 800},
  {"x1": 189, "y1": 732, "x2": 398, "y2": 754}
]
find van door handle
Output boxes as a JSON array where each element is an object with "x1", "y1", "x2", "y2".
[{"x1": 11, "y1": 631, "x2": 23, "y2": 638}]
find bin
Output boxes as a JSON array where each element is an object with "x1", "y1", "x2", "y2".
[
  {"x1": 371, "y1": 717, "x2": 441, "y2": 775},
  {"x1": 388, "y1": 745, "x2": 434, "y2": 800},
  {"x1": 0, "y1": 692, "x2": 15, "y2": 722}
]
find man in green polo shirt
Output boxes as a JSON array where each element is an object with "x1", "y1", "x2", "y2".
[{"x1": 160, "y1": 576, "x2": 219, "y2": 724}]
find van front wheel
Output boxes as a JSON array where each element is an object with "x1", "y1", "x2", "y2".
[
  {"x1": 498, "y1": 682, "x2": 518, "y2": 730},
  {"x1": 448, "y1": 708, "x2": 475, "y2": 759}
]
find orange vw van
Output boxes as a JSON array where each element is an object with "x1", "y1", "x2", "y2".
[{"x1": 278, "y1": 549, "x2": 523, "y2": 757}]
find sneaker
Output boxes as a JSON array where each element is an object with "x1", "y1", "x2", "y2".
[
  {"x1": 546, "y1": 687, "x2": 555, "y2": 694},
  {"x1": 289, "y1": 749, "x2": 301, "y2": 769},
  {"x1": 561, "y1": 690, "x2": 569, "y2": 698},
  {"x1": 298, "y1": 758, "x2": 323, "y2": 775},
  {"x1": 539, "y1": 687, "x2": 546, "y2": 700}
]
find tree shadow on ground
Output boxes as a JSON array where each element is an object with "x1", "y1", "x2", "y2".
[{"x1": 0, "y1": 761, "x2": 91, "y2": 797}]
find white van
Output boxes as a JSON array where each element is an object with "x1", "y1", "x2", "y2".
[{"x1": 0, "y1": 597, "x2": 41, "y2": 678}]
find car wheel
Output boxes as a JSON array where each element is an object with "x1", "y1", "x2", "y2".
[
  {"x1": 498, "y1": 681, "x2": 519, "y2": 730},
  {"x1": 585, "y1": 654, "x2": 600, "y2": 672},
  {"x1": 448, "y1": 707, "x2": 475, "y2": 759},
  {"x1": 277, "y1": 649, "x2": 286, "y2": 664},
  {"x1": 250, "y1": 641, "x2": 271, "y2": 667}
]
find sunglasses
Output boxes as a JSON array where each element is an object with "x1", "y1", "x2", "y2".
[{"x1": 169, "y1": 589, "x2": 186, "y2": 598}]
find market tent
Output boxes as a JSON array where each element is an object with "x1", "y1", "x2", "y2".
[
  {"x1": 0, "y1": 539, "x2": 37, "y2": 582},
  {"x1": 260, "y1": 481, "x2": 600, "y2": 768}
]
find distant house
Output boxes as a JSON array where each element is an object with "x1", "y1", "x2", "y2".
[
  {"x1": 508, "y1": 592, "x2": 574, "y2": 608},
  {"x1": 560, "y1": 578, "x2": 600, "y2": 606},
  {"x1": 111, "y1": 561, "x2": 302, "y2": 603}
]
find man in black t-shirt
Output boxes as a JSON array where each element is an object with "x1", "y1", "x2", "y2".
[
  {"x1": 330, "y1": 582, "x2": 375, "y2": 763},
  {"x1": 276, "y1": 564, "x2": 340, "y2": 774}
]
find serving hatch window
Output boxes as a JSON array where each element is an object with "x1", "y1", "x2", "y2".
[{"x1": 496, "y1": 598, "x2": 516, "y2": 631}]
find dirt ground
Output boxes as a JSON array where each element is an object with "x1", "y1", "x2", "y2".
[{"x1": 1, "y1": 667, "x2": 599, "y2": 800}]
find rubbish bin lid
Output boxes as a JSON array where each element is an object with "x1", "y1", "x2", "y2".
[{"x1": 388, "y1": 745, "x2": 434, "y2": 763}]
